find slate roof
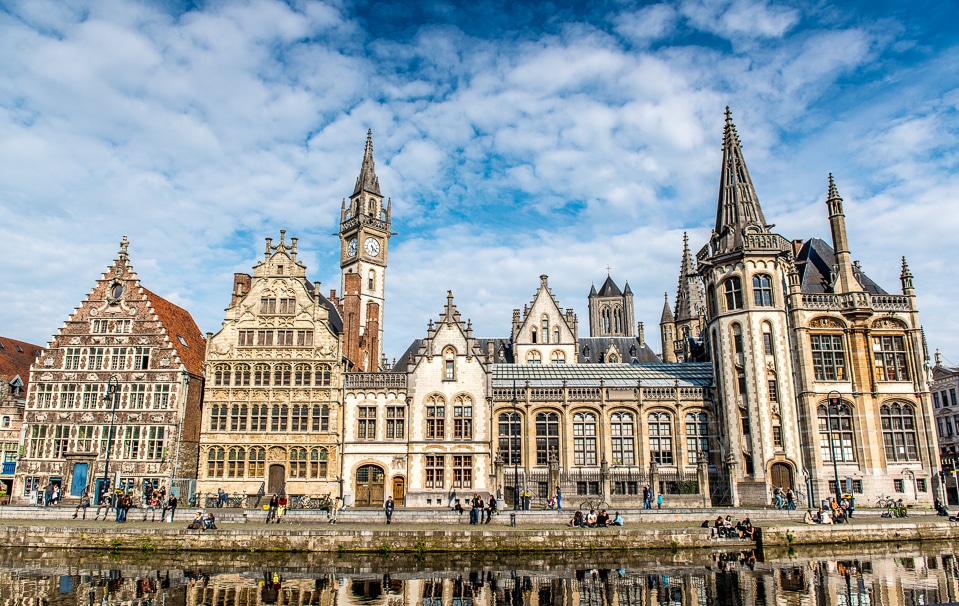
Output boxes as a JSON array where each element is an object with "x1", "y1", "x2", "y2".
[
  {"x1": 142, "y1": 288, "x2": 207, "y2": 376},
  {"x1": 578, "y1": 337, "x2": 660, "y2": 363},
  {"x1": 596, "y1": 276, "x2": 622, "y2": 297},
  {"x1": 476, "y1": 338, "x2": 515, "y2": 364},
  {"x1": 0, "y1": 335, "x2": 42, "y2": 390},
  {"x1": 795, "y1": 238, "x2": 888, "y2": 295},
  {"x1": 492, "y1": 362, "x2": 712, "y2": 387},
  {"x1": 305, "y1": 280, "x2": 343, "y2": 334}
]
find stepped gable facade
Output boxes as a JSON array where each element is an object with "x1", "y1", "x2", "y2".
[
  {"x1": 930, "y1": 350, "x2": 959, "y2": 504},
  {"x1": 695, "y1": 109, "x2": 937, "y2": 506},
  {"x1": 197, "y1": 231, "x2": 343, "y2": 499},
  {"x1": 14, "y1": 237, "x2": 205, "y2": 505},
  {"x1": 0, "y1": 336, "x2": 43, "y2": 496}
]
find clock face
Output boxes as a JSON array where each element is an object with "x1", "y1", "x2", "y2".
[
  {"x1": 347, "y1": 238, "x2": 357, "y2": 257},
  {"x1": 364, "y1": 237, "x2": 380, "y2": 257}
]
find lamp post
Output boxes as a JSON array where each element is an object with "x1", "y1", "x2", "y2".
[
  {"x1": 826, "y1": 391, "x2": 844, "y2": 505},
  {"x1": 100, "y1": 376, "x2": 121, "y2": 504},
  {"x1": 512, "y1": 379, "x2": 519, "y2": 511}
]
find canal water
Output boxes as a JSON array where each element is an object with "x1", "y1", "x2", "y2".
[{"x1": 0, "y1": 541, "x2": 955, "y2": 606}]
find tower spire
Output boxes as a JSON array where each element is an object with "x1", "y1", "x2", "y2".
[
  {"x1": 353, "y1": 129, "x2": 381, "y2": 197},
  {"x1": 825, "y1": 173, "x2": 862, "y2": 294},
  {"x1": 660, "y1": 292, "x2": 674, "y2": 324},
  {"x1": 674, "y1": 232, "x2": 705, "y2": 322},
  {"x1": 713, "y1": 107, "x2": 768, "y2": 254}
]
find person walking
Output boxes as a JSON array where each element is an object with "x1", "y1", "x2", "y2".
[
  {"x1": 556, "y1": 487, "x2": 562, "y2": 511},
  {"x1": 385, "y1": 495, "x2": 395, "y2": 524},
  {"x1": 643, "y1": 484, "x2": 652, "y2": 510}
]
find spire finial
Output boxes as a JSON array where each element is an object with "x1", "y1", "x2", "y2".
[
  {"x1": 827, "y1": 173, "x2": 841, "y2": 200},
  {"x1": 353, "y1": 129, "x2": 381, "y2": 196},
  {"x1": 712, "y1": 107, "x2": 766, "y2": 253},
  {"x1": 119, "y1": 235, "x2": 129, "y2": 259}
]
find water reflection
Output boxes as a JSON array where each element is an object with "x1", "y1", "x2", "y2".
[{"x1": 0, "y1": 544, "x2": 956, "y2": 606}]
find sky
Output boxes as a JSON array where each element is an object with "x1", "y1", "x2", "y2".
[{"x1": 1, "y1": 0, "x2": 958, "y2": 365}]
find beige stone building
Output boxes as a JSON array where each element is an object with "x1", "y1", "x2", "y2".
[
  {"x1": 197, "y1": 232, "x2": 342, "y2": 500},
  {"x1": 15, "y1": 237, "x2": 205, "y2": 504}
]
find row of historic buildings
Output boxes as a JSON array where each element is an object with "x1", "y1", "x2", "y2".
[{"x1": 1, "y1": 113, "x2": 945, "y2": 508}]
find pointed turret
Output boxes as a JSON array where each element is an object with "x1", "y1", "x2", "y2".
[
  {"x1": 674, "y1": 232, "x2": 705, "y2": 322},
  {"x1": 660, "y1": 292, "x2": 674, "y2": 324},
  {"x1": 589, "y1": 283, "x2": 597, "y2": 296},
  {"x1": 901, "y1": 256, "x2": 914, "y2": 295},
  {"x1": 353, "y1": 129, "x2": 381, "y2": 197},
  {"x1": 713, "y1": 108, "x2": 768, "y2": 254},
  {"x1": 825, "y1": 174, "x2": 862, "y2": 294}
]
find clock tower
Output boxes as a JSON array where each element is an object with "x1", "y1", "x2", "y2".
[{"x1": 339, "y1": 130, "x2": 391, "y2": 371}]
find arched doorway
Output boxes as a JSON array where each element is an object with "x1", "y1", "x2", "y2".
[
  {"x1": 770, "y1": 462, "x2": 793, "y2": 490},
  {"x1": 355, "y1": 464, "x2": 385, "y2": 507},
  {"x1": 268, "y1": 464, "x2": 285, "y2": 494}
]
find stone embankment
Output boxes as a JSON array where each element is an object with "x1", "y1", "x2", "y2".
[{"x1": 0, "y1": 506, "x2": 956, "y2": 553}]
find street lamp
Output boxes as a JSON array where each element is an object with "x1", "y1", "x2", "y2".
[
  {"x1": 825, "y1": 391, "x2": 845, "y2": 505},
  {"x1": 512, "y1": 379, "x2": 519, "y2": 511},
  {"x1": 100, "y1": 376, "x2": 121, "y2": 504}
]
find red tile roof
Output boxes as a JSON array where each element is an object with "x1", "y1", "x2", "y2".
[
  {"x1": 0, "y1": 335, "x2": 43, "y2": 388},
  {"x1": 141, "y1": 288, "x2": 206, "y2": 376}
]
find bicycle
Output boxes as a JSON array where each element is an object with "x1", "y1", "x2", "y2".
[
  {"x1": 579, "y1": 498, "x2": 610, "y2": 511},
  {"x1": 875, "y1": 494, "x2": 896, "y2": 509}
]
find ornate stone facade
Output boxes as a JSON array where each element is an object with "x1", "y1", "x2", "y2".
[
  {"x1": 15, "y1": 238, "x2": 205, "y2": 504},
  {"x1": 196, "y1": 232, "x2": 342, "y2": 499},
  {"x1": 931, "y1": 351, "x2": 959, "y2": 504},
  {"x1": 0, "y1": 335, "x2": 42, "y2": 496}
]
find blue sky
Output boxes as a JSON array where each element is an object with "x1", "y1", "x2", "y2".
[{"x1": 1, "y1": 0, "x2": 958, "y2": 365}]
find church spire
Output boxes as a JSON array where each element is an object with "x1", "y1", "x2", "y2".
[
  {"x1": 713, "y1": 107, "x2": 768, "y2": 254},
  {"x1": 660, "y1": 292, "x2": 674, "y2": 324},
  {"x1": 674, "y1": 232, "x2": 705, "y2": 322},
  {"x1": 825, "y1": 173, "x2": 862, "y2": 294},
  {"x1": 353, "y1": 129, "x2": 381, "y2": 197}
]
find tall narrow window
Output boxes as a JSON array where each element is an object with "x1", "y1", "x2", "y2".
[
  {"x1": 152, "y1": 384, "x2": 170, "y2": 409},
  {"x1": 316, "y1": 364, "x2": 331, "y2": 386},
  {"x1": 723, "y1": 277, "x2": 744, "y2": 310},
  {"x1": 291, "y1": 404, "x2": 309, "y2": 431},
  {"x1": 752, "y1": 274, "x2": 773, "y2": 306},
  {"x1": 426, "y1": 396, "x2": 445, "y2": 440},
  {"x1": 535, "y1": 412, "x2": 560, "y2": 465},
  {"x1": 873, "y1": 335, "x2": 909, "y2": 381},
  {"x1": 762, "y1": 324, "x2": 773, "y2": 355},
  {"x1": 387, "y1": 406, "x2": 406, "y2": 439},
  {"x1": 294, "y1": 364, "x2": 312, "y2": 386},
  {"x1": 648, "y1": 412, "x2": 673, "y2": 464},
  {"x1": 210, "y1": 404, "x2": 227, "y2": 431},
  {"x1": 249, "y1": 447, "x2": 265, "y2": 477},
  {"x1": 811, "y1": 334, "x2": 846, "y2": 381},
  {"x1": 732, "y1": 324, "x2": 744, "y2": 365},
  {"x1": 685, "y1": 413, "x2": 709, "y2": 464},
  {"x1": 310, "y1": 448, "x2": 328, "y2": 478},
  {"x1": 498, "y1": 413, "x2": 522, "y2": 465},
  {"x1": 122, "y1": 426, "x2": 141, "y2": 459},
  {"x1": 230, "y1": 404, "x2": 248, "y2": 431},
  {"x1": 274, "y1": 364, "x2": 291, "y2": 386},
  {"x1": 289, "y1": 447, "x2": 307, "y2": 478},
  {"x1": 259, "y1": 298, "x2": 276, "y2": 314},
  {"x1": 572, "y1": 412, "x2": 598, "y2": 466},
  {"x1": 253, "y1": 364, "x2": 270, "y2": 386},
  {"x1": 270, "y1": 405, "x2": 289, "y2": 432},
  {"x1": 128, "y1": 384, "x2": 146, "y2": 409},
  {"x1": 250, "y1": 404, "x2": 268, "y2": 431},
  {"x1": 881, "y1": 403, "x2": 919, "y2": 462},
  {"x1": 444, "y1": 347, "x2": 456, "y2": 380},
  {"x1": 227, "y1": 447, "x2": 245, "y2": 478},
  {"x1": 358, "y1": 406, "x2": 376, "y2": 439},
  {"x1": 610, "y1": 412, "x2": 635, "y2": 466},
  {"x1": 768, "y1": 373, "x2": 779, "y2": 403},
  {"x1": 818, "y1": 402, "x2": 855, "y2": 462},
  {"x1": 207, "y1": 447, "x2": 224, "y2": 478},
  {"x1": 214, "y1": 365, "x2": 229, "y2": 386},
  {"x1": 453, "y1": 396, "x2": 473, "y2": 440},
  {"x1": 234, "y1": 364, "x2": 250, "y2": 386}
]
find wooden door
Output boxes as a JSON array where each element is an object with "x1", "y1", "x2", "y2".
[
  {"x1": 268, "y1": 464, "x2": 285, "y2": 494},
  {"x1": 355, "y1": 465, "x2": 385, "y2": 507},
  {"x1": 392, "y1": 476, "x2": 405, "y2": 505},
  {"x1": 770, "y1": 462, "x2": 793, "y2": 489}
]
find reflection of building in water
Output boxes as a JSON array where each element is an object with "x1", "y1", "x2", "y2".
[
  {"x1": 0, "y1": 568, "x2": 187, "y2": 606},
  {"x1": 185, "y1": 573, "x2": 337, "y2": 606}
]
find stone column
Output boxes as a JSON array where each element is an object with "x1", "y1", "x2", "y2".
[
  {"x1": 698, "y1": 461, "x2": 711, "y2": 508},
  {"x1": 601, "y1": 458, "x2": 611, "y2": 502},
  {"x1": 650, "y1": 461, "x2": 659, "y2": 498},
  {"x1": 726, "y1": 454, "x2": 740, "y2": 508},
  {"x1": 494, "y1": 451, "x2": 505, "y2": 503},
  {"x1": 548, "y1": 449, "x2": 559, "y2": 498}
]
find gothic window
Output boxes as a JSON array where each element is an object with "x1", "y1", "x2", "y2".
[
  {"x1": 316, "y1": 364, "x2": 332, "y2": 386},
  {"x1": 249, "y1": 447, "x2": 265, "y2": 477},
  {"x1": 250, "y1": 404, "x2": 268, "y2": 431},
  {"x1": 752, "y1": 274, "x2": 773, "y2": 306},
  {"x1": 810, "y1": 334, "x2": 846, "y2": 381},
  {"x1": 873, "y1": 335, "x2": 909, "y2": 381},
  {"x1": 234, "y1": 364, "x2": 251, "y2": 386},
  {"x1": 541, "y1": 316, "x2": 549, "y2": 341},
  {"x1": 536, "y1": 412, "x2": 560, "y2": 465},
  {"x1": 270, "y1": 404, "x2": 289, "y2": 432},
  {"x1": 276, "y1": 330, "x2": 294, "y2": 346},
  {"x1": 453, "y1": 396, "x2": 473, "y2": 440},
  {"x1": 573, "y1": 412, "x2": 597, "y2": 466},
  {"x1": 723, "y1": 277, "x2": 743, "y2": 310},
  {"x1": 274, "y1": 364, "x2": 291, "y2": 386},
  {"x1": 550, "y1": 350, "x2": 565, "y2": 364},
  {"x1": 732, "y1": 323, "x2": 744, "y2": 365},
  {"x1": 289, "y1": 447, "x2": 307, "y2": 478},
  {"x1": 358, "y1": 406, "x2": 376, "y2": 439},
  {"x1": 207, "y1": 447, "x2": 225, "y2": 478},
  {"x1": 210, "y1": 404, "x2": 227, "y2": 431},
  {"x1": 310, "y1": 448, "x2": 328, "y2": 478},
  {"x1": 291, "y1": 404, "x2": 309, "y2": 431},
  {"x1": 762, "y1": 323, "x2": 773, "y2": 355},
  {"x1": 426, "y1": 395, "x2": 445, "y2": 439},
  {"x1": 768, "y1": 372, "x2": 779, "y2": 403},
  {"x1": 253, "y1": 364, "x2": 270, "y2": 386},
  {"x1": 229, "y1": 404, "x2": 248, "y2": 431},
  {"x1": 425, "y1": 454, "x2": 444, "y2": 488},
  {"x1": 685, "y1": 413, "x2": 709, "y2": 465},
  {"x1": 214, "y1": 365, "x2": 230, "y2": 386},
  {"x1": 610, "y1": 412, "x2": 635, "y2": 466},
  {"x1": 531, "y1": 328, "x2": 538, "y2": 344},
  {"x1": 881, "y1": 403, "x2": 919, "y2": 462},
  {"x1": 227, "y1": 447, "x2": 245, "y2": 478},
  {"x1": 553, "y1": 328, "x2": 560, "y2": 343},
  {"x1": 294, "y1": 364, "x2": 312, "y2": 386},
  {"x1": 526, "y1": 350, "x2": 542, "y2": 364},
  {"x1": 498, "y1": 412, "x2": 522, "y2": 465},
  {"x1": 648, "y1": 412, "x2": 673, "y2": 465},
  {"x1": 613, "y1": 307, "x2": 623, "y2": 333},
  {"x1": 452, "y1": 455, "x2": 473, "y2": 489},
  {"x1": 444, "y1": 347, "x2": 456, "y2": 380},
  {"x1": 259, "y1": 298, "x2": 277, "y2": 314},
  {"x1": 312, "y1": 404, "x2": 330, "y2": 432},
  {"x1": 386, "y1": 405, "x2": 405, "y2": 439},
  {"x1": 818, "y1": 402, "x2": 855, "y2": 462},
  {"x1": 601, "y1": 308, "x2": 611, "y2": 334},
  {"x1": 607, "y1": 353, "x2": 619, "y2": 363}
]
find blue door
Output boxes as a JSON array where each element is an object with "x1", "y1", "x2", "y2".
[{"x1": 71, "y1": 463, "x2": 88, "y2": 496}]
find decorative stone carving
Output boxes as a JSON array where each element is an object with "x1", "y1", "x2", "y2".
[
  {"x1": 872, "y1": 317, "x2": 906, "y2": 330},
  {"x1": 811, "y1": 316, "x2": 844, "y2": 329},
  {"x1": 268, "y1": 447, "x2": 286, "y2": 461},
  {"x1": 160, "y1": 357, "x2": 171, "y2": 367}
]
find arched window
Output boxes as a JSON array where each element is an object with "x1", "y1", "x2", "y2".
[
  {"x1": 444, "y1": 347, "x2": 456, "y2": 381},
  {"x1": 648, "y1": 412, "x2": 673, "y2": 464},
  {"x1": 527, "y1": 350, "x2": 542, "y2": 364},
  {"x1": 426, "y1": 394, "x2": 446, "y2": 439},
  {"x1": 234, "y1": 364, "x2": 250, "y2": 386},
  {"x1": 498, "y1": 412, "x2": 522, "y2": 465},
  {"x1": 316, "y1": 364, "x2": 331, "y2": 386},
  {"x1": 248, "y1": 446, "x2": 265, "y2": 477},
  {"x1": 881, "y1": 403, "x2": 918, "y2": 461},
  {"x1": 767, "y1": 372, "x2": 779, "y2": 403},
  {"x1": 762, "y1": 323, "x2": 773, "y2": 355},
  {"x1": 753, "y1": 274, "x2": 773, "y2": 306},
  {"x1": 453, "y1": 395, "x2": 472, "y2": 440},
  {"x1": 613, "y1": 307, "x2": 623, "y2": 334},
  {"x1": 724, "y1": 277, "x2": 743, "y2": 310},
  {"x1": 227, "y1": 447, "x2": 245, "y2": 478},
  {"x1": 818, "y1": 401, "x2": 855, "y2": 462},
  {"x1": 573, "y1": 412, "x2": 597, "y2": 466},
  {"x1": 531, "y1": 327, "x2": 538, "y2": 344},
  {"x1": 551, "y1": 350, "x2": 566, "y2": 365},
  {"x1": 553, "y1": 328, "x2": 560, "y2": 343},
  {"x1": 607, "y1": 353, "x2": 619, "y2": 363},
  {"x1": 610, "y1": 412, "x2": 635, "y2": 465},
  {"x1": 210, "y1": 404, "x2": 227, "y2": 431},
  {"x1": 271, "y1": 404, "x2": 289, "y2": 432},
  {"x1": 310, "y1": 448, "x2": 328, "y2": 478},
  {"x1": 536, "y1": 412, "x2": 560, "y2": 465},
  {"x1": 294, "y1": 364, "x2": 312, "y2": 386},
  {"x1": 289, "y1": 447, "x2": 307, "y2": 478},
  {"x1": 229, "y1": 404, "x2": 248, "y2": 431},
  {"x1": 250, "y1": 404, "x2": 268, "y2": 431},
  {"x1": 206, "y1": 447, "x2": 224, "y2": 478},
  {"x1": 274, "y1": 364, "x2": 291, "y2": 386},
  {"x1": 213, "y1": 364, "x2": 230, "y2": 386},
  {"x1": 368, "y1": 270, "x2": 375, "y2": 291},
  {"x1": 541, "y1": 315, "x2": 549, "y2": 341},
  {"x1": 732, "y1": 323, "x2": 744, "y2": 365},
  {"x1": 291, "y1": 404, "x2": 309, "y2": 431},
  {"x1": 253, "y1": 364, "x2": 270, "y2": 387},
  {"x1": 601, "y1": 308, "x2": 611, "y2": 334},
  {"x1": 685, "y1": 413, "x2": 709, "y2": 464},
  {"x1": 367, "y1": 198, "x2": 376, "y2": 216}
]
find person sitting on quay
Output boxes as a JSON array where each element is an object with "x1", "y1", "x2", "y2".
[
  {"x1": 202, "y1": 513, "x2": 218, "y2": 530},
  {"x1": 818, "y1": 508, "x2": 834, "y2": 524},
  {"x1": 610, "y1": 512, "x2": 624, "y2": 526},
  {"x1": 723, "y1": 515, "x2": 733, "y2": 536},
  {"x1": 803, "y1": 509, "x2": 817, "y2": 525},
  {"x1": 595, "y1": 509, "x2": 610, "y2": 527},
  {"x1": 935, "y1": 498, "x2": 950, "y2": 517},
  {"x1": 585, "y1": 509, "x2": 598, "y2": 527},
  {"x1": 569, "y1": 510, "x2": 584, "y2": 527},
  {"x1": 452, "y1": 499, "x2": 464, "y2": 516},
  {"x1": 72, "y1": 490, "x2": 90, "y2": 520},
  {"x1": 738, "y1": 518, "x2": 756, "y2": 541},
  {"x1": 188, "y1": 512, "x2": 204, "y2": 529}
]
